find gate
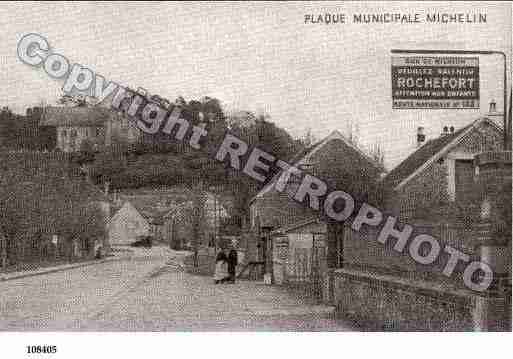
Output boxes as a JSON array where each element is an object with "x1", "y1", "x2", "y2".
[{"x1": 285, "y1": 233, "x2": 327, "y2": 302}]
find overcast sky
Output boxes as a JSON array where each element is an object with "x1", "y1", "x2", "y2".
[{"x1": 0, "y1": 1, "x2": 511, "y2": 168}]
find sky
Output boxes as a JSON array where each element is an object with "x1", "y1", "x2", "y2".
[{"x1": 0, "y1": 1, "x2": 511, "y2": 169}]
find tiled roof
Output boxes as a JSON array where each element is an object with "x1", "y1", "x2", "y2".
[
  {"x1": 250, "y1": 130, "x2": 381, "y2": 204},
  {"x1": 40, "y1": 106, "x2": 111, "y2": 127},
  {"x1": 250, "y1": 130, "x2": 384, "y2": 230},
  {"x1": 113, "y1": 188, "x2": 193, "y2": 223},
  {"x1": 382, "y1": 126, "x2": 469, "y2": 189}
]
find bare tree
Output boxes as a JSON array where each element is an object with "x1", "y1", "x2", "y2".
[{"x1": 369, "y1": 142, "x2": 386, "y2": 172}]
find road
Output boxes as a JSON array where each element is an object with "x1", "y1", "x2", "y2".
[{"x1": 0, "y1": 246, "x2": 354, "y2": 331}]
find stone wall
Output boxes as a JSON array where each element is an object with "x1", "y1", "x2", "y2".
[
  {"x1": 393, "y1": 160, "x2": 449, "y2": 220},
  {"x1": 341, "y1": 222, "x2": 482, "y2": 289},
  {"x1": 331, "y1": 268, "x2": 475, "y2": 331}
]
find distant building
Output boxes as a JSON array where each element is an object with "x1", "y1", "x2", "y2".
[
  {"x1": 108, "y1": 201, "x2": 151, "y2": 246},
  {"x1": 105, "y1": 111, "x2": 142, "y2": 147},
  {"x1": 40, "y1": 106, "x2": 141, "y2": 152},
  {"x1": 107, "y1": 188, "x2": 231, "y2": 249},
  {"x1": 40, "y1": 106, "x2": 110, "y2": 152}
]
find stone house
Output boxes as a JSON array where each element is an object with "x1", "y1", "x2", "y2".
[
  {"x1": 330, "y1": 113, "x2": 510, "y2": 331},
  {"x1": 40, "y1": 106, "x2": 141, "y2": 152},
  {"x1": 382, "y1": 116, "x2": 503, "y2": 222},
  {"x1": 339, "y1": 116, "x2": 504, "y2": 286},
  {"x1": 247, "y1": 130, "x2": 383, "y2": 282},
  {"x1": 41, "y1": 106, "x2": 110, "y2": 152},
  {"x1": 108, "y1": 201, "x2": 151, "y2": 246},
  {"x1": 108, "y1": 188, "x2": 230, "y2": 248}
]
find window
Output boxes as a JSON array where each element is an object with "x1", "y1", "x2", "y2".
[{"x1": 455, "y1": 160, "x2": 474, "y2": 202}]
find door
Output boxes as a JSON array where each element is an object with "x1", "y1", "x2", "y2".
[{"x1": 311, "y1": 233, "x2": 327, "y2": 297}]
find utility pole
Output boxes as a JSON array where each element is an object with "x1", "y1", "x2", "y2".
[
  {"x1": 214, "y1": 191, "x2": 217, "y2": 252},
  {"x1": 0, "y1": 231, "x2": 7, "y2": 270}
]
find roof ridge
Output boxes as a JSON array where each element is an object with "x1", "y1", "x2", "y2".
[
  {"x1": 249, "y1": 129, "x2": 382, "y2": 204},
  {"x1": 383, "y1": 117, "x2": 502, "y2": 190}
]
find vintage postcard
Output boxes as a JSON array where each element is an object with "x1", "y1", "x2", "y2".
[{"x1": 0, "y1": 0, "x2": 511, "y2": 357}]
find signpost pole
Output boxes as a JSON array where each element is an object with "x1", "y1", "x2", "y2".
[{"x1": 391, "y1": 49, "x2": 509, "y2": 150}]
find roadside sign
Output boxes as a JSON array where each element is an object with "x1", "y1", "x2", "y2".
[
  {"x1": 52, "y1": 235, "x2": 58, "y2": 245},
  {"x1": 392, "y1": 56, "x2": 479, "y2": 109}
]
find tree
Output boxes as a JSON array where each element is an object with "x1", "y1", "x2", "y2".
[
  {"x1": 300, "y1": 128, "x2": 317, "y2": 148},
  {"x1": 346, "y1": 119, "x2": 360, "y2": 146},
  {"x1": 190, "y1": 179, "x2": 207, "y2": 267},
  {"x1": 369, "y1": 142, "x2": 386, "y2": 173},
  {"x1": 74, "y1": 139, "x2": 96, "y2": 165},
  {"x1": 89, "y1": 150, "x2": 127, "y2": 188}
]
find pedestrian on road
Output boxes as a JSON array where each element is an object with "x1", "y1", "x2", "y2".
[
  {"x1": 213, "y1": 250, "x2": 229, "y2": 284},
  {"x1": 227, "y1": 241, "x2": 238, "y2": 284}
]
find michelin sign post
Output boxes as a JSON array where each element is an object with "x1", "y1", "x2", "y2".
[{"x1": 392, "y1": 56, "x2": 480, "y2": 109}]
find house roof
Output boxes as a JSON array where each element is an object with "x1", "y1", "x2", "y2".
[
  {"x1": 382, "y1": 117, "x2": 503, "y2": 190},
  {"x1": 118, "y1": 197, "x2": 175, "y2": 225},
  {"x1": 40, "y1": 106, "x2": 111, "y2": 127},
  {"x1": 250, "y1": 130, "x2": 382, "y2": 204},
  {"x1": 270, "y1": 217, "x2": 323, "y2": 235},
  {"x1": 111, "y1": 187, "x2": 195, "y2": 225}
]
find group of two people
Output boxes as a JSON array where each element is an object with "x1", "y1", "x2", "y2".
[{"x1": 214, "y1": 247, "x2": 238, "y2": 284}]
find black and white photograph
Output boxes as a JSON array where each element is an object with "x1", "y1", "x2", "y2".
[{"x1": 0, "y1": 1, "x2": 511, "y2": 357}]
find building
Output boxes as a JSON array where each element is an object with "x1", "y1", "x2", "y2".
[
  {"x1": 40, "y1": 106, "x2": 142, "y2": 152},
  {"x1": 329, "y1": 111, "x2": 510, "y2": 331},
  {"x1": 40, "y1": 106, "x2": 111, "y2": 152},
  {"x1": 162, "y1": 191, "x2": 231, "y2": 250},
  {"x1": 105, "y1": 111, "x2": 142, "y2": 147},
  {"x1": 338, "y1": 115, "x2": 504, "y2": 288},
  {"x1": 247, "y1": 130, "x2": 383, "y2": 283},
  {"x1": 382, "y1": 116, "x2": 503, "y2": 221},
  {"x1": 107, "y1": 188, "x2": 230, "y2": 248},
  {"x1": 108, "y1": 201, "x2": 151, "y2": 246}
]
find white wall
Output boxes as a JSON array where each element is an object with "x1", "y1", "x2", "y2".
[{"x1": 108, "y1": 203, "x2": 149, "y2": 245}]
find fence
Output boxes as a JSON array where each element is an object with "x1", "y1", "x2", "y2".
[{"x1": 4, "y1": 233, "x2": 95, "y2": 268}]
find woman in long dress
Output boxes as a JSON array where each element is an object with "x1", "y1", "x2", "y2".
[{"x1": 214, "y1": 250, "x2": 229, "y2": 284}]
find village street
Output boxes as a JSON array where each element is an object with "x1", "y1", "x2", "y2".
[{"x1": 0, "y1": 246, "x2": 354, "y2": 331}]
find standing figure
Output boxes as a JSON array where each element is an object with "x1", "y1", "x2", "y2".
[
  {"x1": 213, "y1": 250, "x2": 229, "y2": 284},
  {"x1": 227, "y1": 242, "x2": 238, "y2": 284}
]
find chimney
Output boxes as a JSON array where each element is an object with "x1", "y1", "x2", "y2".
[
  {"x1": 417, "y1": 126, "x2": 426, "y2": 147},
  {"x1": 449, "y1": 126, "x2": 455, "y2": 134},
  {"x1": 489, "y1": 99, "x2": 497, "y2": 113},
  {"x1": 486, "y1": 99, "x2": 504, "y2": 127}
]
